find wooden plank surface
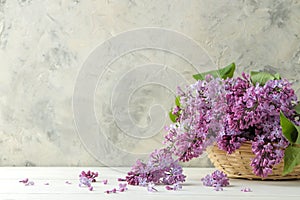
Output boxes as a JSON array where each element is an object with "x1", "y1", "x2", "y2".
[{"x1": 0, "y1": 167, "x2": 299, "y2": 200}]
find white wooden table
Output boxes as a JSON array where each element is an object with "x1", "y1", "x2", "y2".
[{"x1": 0, "y1": 167, "x2": 299, "y2": 200}]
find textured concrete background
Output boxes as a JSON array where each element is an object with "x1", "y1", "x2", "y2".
[{"x1": 0, "y1": 0, "x2": 300, "y2": 166}]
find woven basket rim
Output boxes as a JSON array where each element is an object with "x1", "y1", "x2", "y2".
[{"x1": 207, "y1": 142, "x2": 300, "y2": 180}]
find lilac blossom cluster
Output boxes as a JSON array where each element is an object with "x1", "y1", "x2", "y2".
[
  {"x1": 201, "y1": 170, "x2": 230, "y2": 191},
  {"x1": 126, "y1": 148, "x2": 186, "y2": 187},
  {"x1": 164, "y1": 73, "x2": 299, "y2": 177},
  {"x1": 164, "y1": 76, "x2": 227, "y2": 162},
  {"x1": 219, "y1": 74, "x2": 298, "y2": 177}
]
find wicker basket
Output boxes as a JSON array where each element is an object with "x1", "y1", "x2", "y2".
[{"x1": 207, "y1": 142, "x2": 300, "y2": 180}]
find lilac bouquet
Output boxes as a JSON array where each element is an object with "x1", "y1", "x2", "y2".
[{"x1": 126, "y1": 63, "x2": 300, "y2": 187}]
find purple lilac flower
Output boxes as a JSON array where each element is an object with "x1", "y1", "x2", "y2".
[
  {"x1": 79, "y1": 176, "x2": 94, "y2": 191},
  {"x1": 79, "y1": 176, "x2": 91, "y2": 187},
  {"x1": 201, "y1": 170, "x2": 230, "y2": 190},
  {"x1": 126, "y1": 159, "x2": 148, "y2": 186},
  {"x1": 137, "y1": 177, "x2": 148, "y2": 187},
  {"x1": 251, "y1": 130, "x2": 288, "y2": 177},
  {"x1": 79, "y1": 170, "x2": 99, "y2": 191},
  {"x1": 172, "y1": 106, "x2": 181, "y2": 121},
  {"x1": 118, "y1": 183, "x2": 128, "y2": 192},
  {"x1": 80, "y1": 170, "x2": 98, "y2": 182},
  {"x1": 165, "y1": 182, "x2": 182, "y2": 191},
  {"x1": 217, "y1": 127, "x2": 247, "y2": 154}
]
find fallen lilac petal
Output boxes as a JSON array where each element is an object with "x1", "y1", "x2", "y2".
[
  {"x1": 118, "y1": 178, "x2": 126, "y2": 181},
  {"x1": 25, "y1": 181, "x2": 34, "y2": 186},
  {"x1": 102, "y1": 179, "x2": 108, "y2": 185},
  {"x1": 173, "y1": 182, "x2": 182, "y2": 191},
  {"x1": 44, "y1": 182, "x2": 49, "y2": 185},
  {"x1": 65, "y1": 181, "x2": 72, "y2": 184},
  {"x1": 214, "y1": 185, "x2": 223, "y2": 191},
  {"x1": 119, "y1": 183, "x2": 127, "y2": 189},
  {"x1": 241, "y1": 187, "x2": 252, "y2": 192},
  {"x1": 147, "y1": 182, "x2": 158, "y2": 192},
  {"x1": 118, "y1": 183, "x2": 128, "y2": 192},
  {"x1": 105, "y1": 188, "x2": 117, "y2": 194},
  {"x1": 165, "y1": 185, "x2": 173, "y2": 190},
  {"x1": 79, "y1": 176, "x2": 91, "y2": 187},
  {"x1": 19, "y1": 178, "x2": 29, "y2": 183},
  {"x1": 147, "y1": 187, "x2": 158, "y2": 192},
  {"x1": 89, "y1": 186, "x2": 93, "y2": 191}
]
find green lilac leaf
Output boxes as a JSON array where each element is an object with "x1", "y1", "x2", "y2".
[
  {"x1": 294, "y1": 103, "x2": 300, "y2": 115},
  {"x1": 175, "y1": 96, "x2": 180, "y2": 107},
  {"x1": 295, "y1": 126, "x2": 300, "y2": 144},
  {"x1": 274, "y1": 73, "x2": 281, "y2": 80},
  {"x1": 250, "y1": 71, "x2": 280, "y2": 86},
  {"x1": 283, "y1": 145, "x2": 300, "y2": 175},
  {"x1": 193, "y1": 63, "x2": 236, "y2": 80},
  {"x1": 169, "y1": 110, "x2": 176, "y2": 123},
  {"x1": 280, "y1": 111, "x2": 298, "y2": 143}
]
